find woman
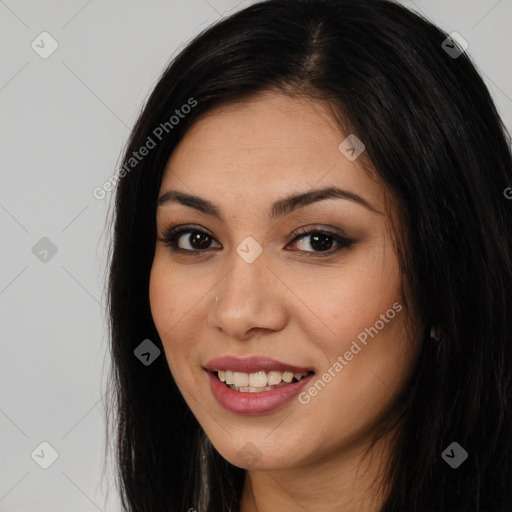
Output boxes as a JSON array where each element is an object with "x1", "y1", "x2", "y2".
[{"x1": 105, "y1": 0, "x2": 512, "y2": 510}]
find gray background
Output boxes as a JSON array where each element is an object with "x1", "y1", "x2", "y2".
[{"x1": 1, "y1": 0, "x2": 511, "y2": 510}]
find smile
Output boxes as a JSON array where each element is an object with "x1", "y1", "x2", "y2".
[
  {"x1": 215, "y1": 369, "x2": 312, "y2": 392},
  {"x1": 204, "y1": 355, "x2": 315, "y2": 414}
]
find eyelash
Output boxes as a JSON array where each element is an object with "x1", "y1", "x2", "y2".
[{"x1": 157, "y1": 224, "x2": 353, "y2": 257}]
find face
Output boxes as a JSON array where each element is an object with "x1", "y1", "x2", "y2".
[{"x1": 149, "y1": 91, "x2": 422, "y2": 471}]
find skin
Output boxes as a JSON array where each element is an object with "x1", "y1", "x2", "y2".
[{"x1": 149, "y1": 90, "x2": 423, "y2": 511}]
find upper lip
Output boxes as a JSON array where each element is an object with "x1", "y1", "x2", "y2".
[{"x1": 204, "y1": 355, "x2": 314, "y2": 374}]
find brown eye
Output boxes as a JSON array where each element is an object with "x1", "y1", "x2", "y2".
[
  {"x1": 288, "y1": 228, "x2": 353, "y2": 256},
  {"x1": 158, "y1": 224, "x2": 352, "y2": 257},
  {"x1": 180, "y1": 232, "x2": 213, "y2": 250},
  {"x1": 158, "y1": 225, "x2": 221, "y2": 253}
]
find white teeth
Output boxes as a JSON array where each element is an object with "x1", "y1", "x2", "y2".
[
  {"x1": 236, "y1": 386, "x2": 274, "y2": 393},
  {"x1": 282, "y1": 371, "x2": 294, "y2": 383},
  {"x1": 215, "y1": 369, "x2": 311, "y2": 389},
  {"x1": 233, "y1": 372, "x2": 249, "y2": 387},
  {"x1": 267, "y1": 371, "x2": 283, "y2": 385},
  {"x1": 249, "y1": 371, "x2": 268, "y2": 388}
]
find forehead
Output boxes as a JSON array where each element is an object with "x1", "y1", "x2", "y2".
[{"x1": 160, "y1": 91, "x2": 386, "y2": 213}]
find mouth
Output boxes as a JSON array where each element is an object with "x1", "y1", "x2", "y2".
[
  {"x1": 205, "y1": 364, "x2": 316, "y2": 415},
  {"x1": 210, "y1": 369, "x2": 315, "y2": 393},
  {"x1": 204, "y1": 355, "x2": 315, "y2": 398}
]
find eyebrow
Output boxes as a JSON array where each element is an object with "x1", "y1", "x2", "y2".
[{"x1": 157, "y1": 186, "x2": 382, "y2": 220}]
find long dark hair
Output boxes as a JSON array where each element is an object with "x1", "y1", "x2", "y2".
[{"x1": 104, "y1": 0, "x2": 512, "y2": 510}]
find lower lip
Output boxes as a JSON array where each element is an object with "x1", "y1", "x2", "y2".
[{"x1": 206, "y1": 370, "x2": 314, "y2": 415}]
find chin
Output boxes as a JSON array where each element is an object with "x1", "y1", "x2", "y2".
[{"x1": 209, "y1": 434, "x2": 303, "y2": 471}]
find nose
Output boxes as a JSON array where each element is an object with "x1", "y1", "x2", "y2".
[{"x1": 208, "y1": 248, "x2": 288, "y2": 340}]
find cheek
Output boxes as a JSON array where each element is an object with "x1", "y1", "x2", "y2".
[
  {"x1": 149, "y1": 251, "x2": 200, "y2": 332},
  {"x1": 292, "y1": 241, "x2": 413, "y2": 423},
  {"x1": 299, "y1": 241, "x2": 402, "y2": 346},
  {"x1": 149, "y1": 252, "x2": 210, "y2": 376},
  {"x1": 302, "y1": 251, "x2": 413, "y2": 426},
  {"x1": 149, "y1": 256, "x2": 172, "y2": 335},
  {"x1": 149, "y1": 256, "x2": 189, "y2": 367}
]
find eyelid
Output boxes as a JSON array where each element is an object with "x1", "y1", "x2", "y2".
[
  {"x1": 286, "y1": 226, "x2": 353, "y2": 256},
  {"x1": 157, "y1": 223, "x2": 221, "y2": 251},
  {"x1": 158, "y1": 223, "x2": 353, "y2": 256},
  {"x1": 158, "y1": 223, "x2": 212, "y2": 239},
  {"x1": 289, "y1": 223, "x2": 350, "y2": 241}
]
